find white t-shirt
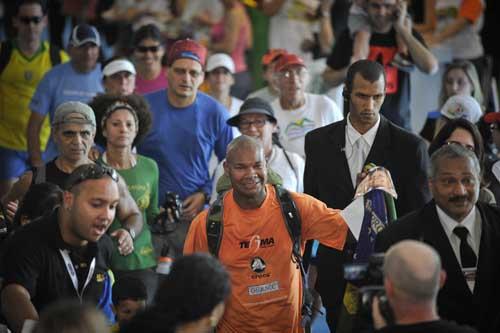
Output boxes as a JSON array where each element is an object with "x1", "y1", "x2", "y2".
[
  {"x1": 211, "y1": 146, "x2": 305, "y2": 202},
  {"x1": 229, "y1": 97, "x2": 243, "y2": 138},
  {"x1": 272, "y1": 93, "x2": 343, "y2": 157}
]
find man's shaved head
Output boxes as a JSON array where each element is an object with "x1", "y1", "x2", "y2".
[
  {"x1": 384, "y1": 240, "x2": 442, "y2": 303},
  {"x1": 226, "y1": 135, "x2": 264, "y2": 164}
]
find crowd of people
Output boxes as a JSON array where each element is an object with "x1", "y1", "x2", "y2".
[{"x1": 0, "y1": 0, "x2": 499, "y2": 333}]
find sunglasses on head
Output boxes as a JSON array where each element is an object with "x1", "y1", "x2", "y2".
[
  {"x1": 65, "y1": 164, "x2": 119, "y2": 190},
  {"x1": 136, "y1": 45, "x2": 160, "y2": 53},
  {"x1": 18, "y1": 16, "x2": 43, "y2": 25}
]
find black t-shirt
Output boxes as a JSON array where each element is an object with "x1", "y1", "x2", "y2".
[
  {"x1": 1, "y1": 211, "x2": 113, "y2": 312},
  {"x1": 32, "y1": 159, "x2": 71, "y2": 189},
  {"x1": 327, "y1": 28, "x2": 426, "y2": 130},
  {"x1": 376, "y1": 320, "x2": 478, "y2": 333}
]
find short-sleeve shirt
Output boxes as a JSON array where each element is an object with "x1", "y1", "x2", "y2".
[
  {"x1": 138, "y1": 91, "x2": 233, "y2": 203},
  {"x1": 327, "y1": 28, "x2": 426, "y2": 130},
  {"x1": 272, "y1": 93, "x2": 343, "y2": 157},
  {"x1": 1, "y1": 211, "x2": 113, "y2": 312},
  {"x1": 29, "y1": 62, "x2": 103, "y2": 160},
  {"x1": 184, "y1": 184, "x2": 348, "y2": 333}
]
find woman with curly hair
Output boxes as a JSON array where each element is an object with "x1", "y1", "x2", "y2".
[{"x1": 89, "y1": 93, "x2": 159, "y2": 303}]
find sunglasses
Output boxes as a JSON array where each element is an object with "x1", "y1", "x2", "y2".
[
  {"x1": 136, "y1": 45, "x2": 160, "y2": 53},
  {"x1": 65, "y1": 164, "x2": 119, "y2": 190},
  {"x1": 18, "y1": 16, "x2": 43, "y2": 25}
]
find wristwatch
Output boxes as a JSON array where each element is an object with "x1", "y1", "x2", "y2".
[
  {"x1": 198, "y1": 189, "x2": 211, "y2": 204},
  {"x1": 124, "y1": 227, "x2": 136, "y2": 240}
]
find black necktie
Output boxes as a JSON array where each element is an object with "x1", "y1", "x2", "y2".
[{"x1": 453, "y1": 226, "x2": 477, "y2": 268}]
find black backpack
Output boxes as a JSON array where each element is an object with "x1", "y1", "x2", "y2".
[
  {"x1": 205, "y1": 184, "x2": 314, "y2": 328},
  {"x1": 0, "y1": 40, "x2": 62, "y2": 74}
]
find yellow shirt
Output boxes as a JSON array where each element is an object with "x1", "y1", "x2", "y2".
[{"x1": 0, "y1": 41, "x2": 69, "y2": 150}]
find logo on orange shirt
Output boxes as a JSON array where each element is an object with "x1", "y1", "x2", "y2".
[{"x1": 251, "y1": 257, "x2": 267, "y2": 273}]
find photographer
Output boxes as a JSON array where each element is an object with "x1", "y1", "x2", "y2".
[{"x1": 372, "y1": 240, "x2": 476, "y2": 333}]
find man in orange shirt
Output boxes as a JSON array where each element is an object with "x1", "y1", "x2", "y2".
[{"x1": 184, "y1": 135, "x2": 349, "y2": 332}]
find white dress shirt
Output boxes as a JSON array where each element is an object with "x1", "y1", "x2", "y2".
[
  {"x1": 436, "y1": 205, "x2": 482, "y2": 292},
  {"x1": 345, "y1": 114, "x2": 380, "y2": 187}
]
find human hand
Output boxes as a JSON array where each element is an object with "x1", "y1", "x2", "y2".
[
  {"x1": 5, "y1": 200, "x2": 19, "y2": 222},
  {"x1": 392, "y1": 0, "x2": 411, "y2": 34},
  {"x1": 182, "y1": 192, "x2": 205, "y2": 220},
  {"x1": 372, "y1": 295, "x2": 387, "y2": 329},
  {"x1": 88, "y1": 146, "x2": 101, "y2": 162},
  {"x1": 111, "y1": 228, "x2": 134, "y2": 255}
]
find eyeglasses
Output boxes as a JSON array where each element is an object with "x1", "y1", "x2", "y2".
[
  {"x1": 65, "y1": 164, "x2": 119, "y2": 190},
  {"x1": 445, "y1": 141, "x2": 475, "y2": 152},
  {"x1": 18, "y1": 16, "x2": 43, "y2": 25},
  {"x1": 239, "y1": 119, "x2": 268, "y2": 129},
  {"x1": 136, "y1": 45, "x2": 160, "y2": 53},
  {"x1": 279, "y1": 67, "x2": 307, "y2": 80}
]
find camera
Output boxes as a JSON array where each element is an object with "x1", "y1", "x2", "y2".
[
  {"x1": 150, "y1": 192, "x2": 183, "y2": 234},
  {"x1": 344, "y1": 253, "x2": 394, "y2": 328}
]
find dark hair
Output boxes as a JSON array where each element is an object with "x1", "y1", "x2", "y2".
[
  {"x1": 428, "y1": 118, "x2": 484, "y2": 165},
  {"x1": 89, "y1": 93, "x2": 152, "y2": 147},
  {"x1": 132, "y1": 24, "x2": 162, "y2": 47},
  {"x1": 12, "y1": 182, "x2": 62, "y2": 227},
  {"x1": 344, "y1": 59, "x2": 386, "y2": 95},
  {"x1": 112, "y1": 277, "x2": 147, "y2": 305},
  {"x1": 14, "y1": 0, "x2": 47, "y2": 15},
  {"x1": 154, "y1": 253, "x2": 230, "y2": 326},
  {"x1": 34, "y1": 300, "x2": 108, "y2": 333}
]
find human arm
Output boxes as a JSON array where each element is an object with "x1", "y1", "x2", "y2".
[
  {"x1": 393, "y1": 1, "x2": 438, "y2": 74},
  {"x1": 424, "y1": 0, "x2": 483, "y2": 46},
  {"x1": 112, "y1": 175, "x2": 143, "y2": 255},
  {"x1": 26, "y1": 112, "x2": 46, "y2": 168},
  {"x1": 258, "y1": 0, "x2": 287, "y2": 16},
  {"x1": 318, "y1": 0, "x2": 335, "y2": 55},
  {"x1": 210, "y1": 6, "x2": 242, "y2": 54},
  {"x1": 321, "y1": 31, "x2": 352, "y2": 88},
  {"x1": 1, "y1": 172, "x2": 33, "y2": 221},
  {"x1": 183, "y1": 211, "x2": 210, "y2": 254},
  {"x1": 294, "y1": 193, "x2": 348, "y2": 249},
  {"x1": 1, "y1": 284, "x2": 38, "y2": 333}
]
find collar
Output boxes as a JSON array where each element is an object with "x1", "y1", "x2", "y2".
[
  {"x1": 346, "y1": 114, "x2": 380, "y2": 148},
  {"x1": 436, "y1": 205, "x2": 477, "y2": 240}
]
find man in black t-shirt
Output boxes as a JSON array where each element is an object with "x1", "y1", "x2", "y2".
[
  {"x1": 322, "y1": 0, "x2": 437, "y2": 130},
  {"x1": 372, "y1": 240, "x2": 477, "y2": 333},
  {"x1": 1, "y1": 164, "x2": 120, "y2": 333}
]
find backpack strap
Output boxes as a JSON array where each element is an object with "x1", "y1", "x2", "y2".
[
  {"x1": 206, "y1": 193, "x2": 225, "y2": 257},
  {"x1": 32, "y1": 164, "x2": 47, "y2": 185},
  {"x1": 274, "y1": 184, "x2": 302, "y2": 260},
  {"x1": 48, "y1": 44, "x2": 62, "y2": 67},
  {"x1": 0, "y1": 41, "x2": 13, "y2": 75}
]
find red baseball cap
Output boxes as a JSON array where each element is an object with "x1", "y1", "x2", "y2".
[
  {"x1": 274, "y1": 53, "x2": 305, "y2": 72},
  {"x1": 484, "y1": 112, "x2": 500, "y2": 124},
  {"x1": 261, "y1": 48, "x2": 287, "y2": 66},
  {"x1": 167, "y1": 39, "x2": 207, "y2": 67}
]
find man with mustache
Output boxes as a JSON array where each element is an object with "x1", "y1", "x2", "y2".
[
  {"x1": 376, "y1": 144, "x2": 500, "y2": 333},
  {"x1": 1, "y1": 164, "x2": 120, "y2": 333}
]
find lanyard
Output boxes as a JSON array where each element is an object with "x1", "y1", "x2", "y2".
[{"x1": 59, "y1": 249, "x2": 96, "y2": 302}]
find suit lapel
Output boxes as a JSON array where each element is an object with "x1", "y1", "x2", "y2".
[
  {"x1": 421, "y1": 202, "x2": 472, "y2": 296},
  {"x1": 328, "y1": 119, "x2": 355, "y2": 194},
  {"x1": 473, "y1": 204, "x2": 494, "y2": 300}
]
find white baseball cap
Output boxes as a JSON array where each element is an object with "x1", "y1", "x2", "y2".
[
  {"x1": 206, "y1": 53, "x2": 235, "y2": 74},
  {"x1": 440, "y1": 95, "x2": 482, "y2": 124},
  {"x1": 103, "y1": 59, "x2": 136, "y2": 77}
]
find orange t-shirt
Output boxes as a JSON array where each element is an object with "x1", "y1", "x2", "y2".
[{"x1": 184, "y1": 185, "x2": 348, "y2": 333}]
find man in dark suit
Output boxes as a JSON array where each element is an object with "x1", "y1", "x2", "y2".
[
  {"x1": 304, "y1": 59, "x2": 431, "y2": 331},
  {"x1": 376, "y1": 144, "x2": 500, "y2": 333}
]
